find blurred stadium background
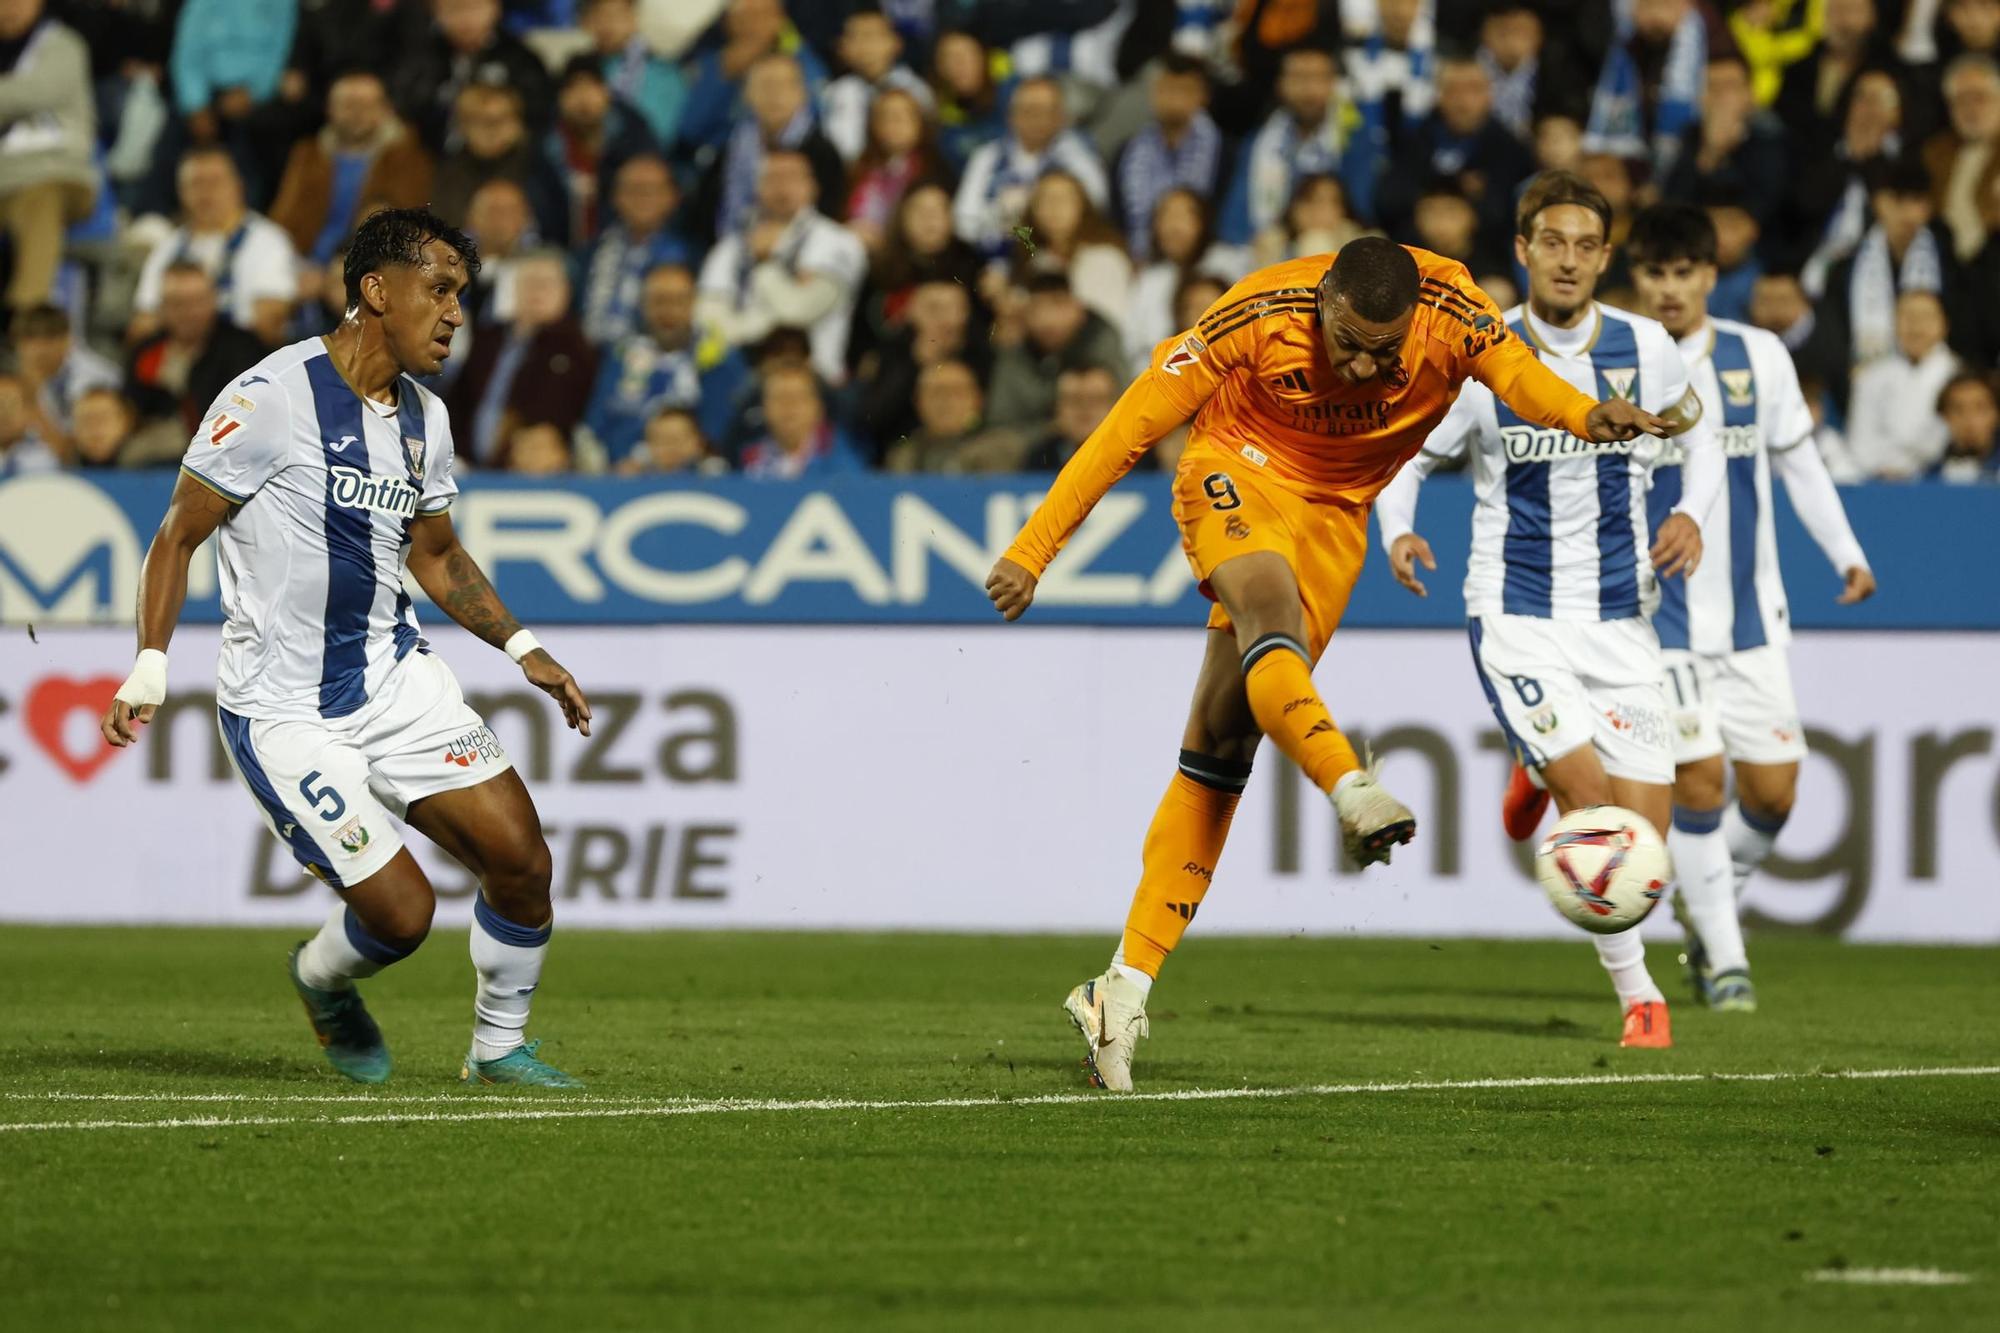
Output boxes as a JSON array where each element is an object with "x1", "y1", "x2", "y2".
[{"x1": 0, "y1": 0, "x2": 1994, "y2": 943}]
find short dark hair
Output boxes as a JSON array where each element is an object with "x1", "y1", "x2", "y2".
[
  {"x1": 1322, "y1": 236, "x2": 1421, "y2": 322},
  {"x1": 559, "y1": 53, "x2": 606, "y2": 88},
  {"x1": 1517, "y1": 169, "x2": 1613, "y2": 240},
  {"x1": 1937, "y1": 369, "x2": 2000, "y2": 415},
  {"x1": 1279, "y1": 45, "x2": 1336, "y2": 71},
  {"x1": 1867, "y1": 154, "x2": 1933, "y2": 199},
  {"x1": 1157, "y1": 51, "x2": 1209, "y2": 84},
  {"x1": 1023, "y1": 270, "x2": 1074, "y2": 298},
  {"x1": 1627, "y1": 203, "x2": 1718, "y2": 267},
  {"x1": 328, "y1": 66, "x2": 386, "y2": 91},
  {"x1": 344, "y1": 207, "x2": 481, "y2": 310},
  {"x1": 14, "y1": 303, "x2": 68, "y2": 338}
]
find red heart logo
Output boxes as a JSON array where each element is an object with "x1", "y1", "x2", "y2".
[{"x1": 25, "y1": 675, "x2": 124, "y2": 783}]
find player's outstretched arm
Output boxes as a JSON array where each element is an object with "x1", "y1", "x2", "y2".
[
  {"x1": 102, "y1": 472, "x2": 236, "y2": 747},
  {"x1": 406, "y1": 512, "x2": 593, "y2": 736},
  {"x1": 1771, "y1": 441, "x2": 1875, "y2": 602},
  {"x1": 1469, "y1": 329, "x2": 1672, "y2": 442},
  {"x1": 987, "y1": 333, "x2": 1217, "y2": 620}
]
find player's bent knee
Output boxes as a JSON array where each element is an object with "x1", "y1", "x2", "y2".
[
  {"x1": 1737, "y1": 762, "x2": 1799, "y2": 824},
  {"x1": 1744, "y1": 785, "x2": 1796, "y2": 824},
  {"x1": 482, "y1": 834, "x2": 554, "y2": 920},
  {"x1": 1192, "y1": 730, "x2": 1260, "y2": 765},
  {"x1": 362, "y1": 894, "x2": 435, "y2": 954},
  {"x1": 1673, "y1": 757, "x2": 1727, "y2": 811}
]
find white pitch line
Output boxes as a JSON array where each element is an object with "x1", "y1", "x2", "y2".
[
  {"x1": 1810, "y1": 1268, "x2": 1973, "y2": 1286},
  {"x1": 3, "y1": 1091, "x2": 665, "y2": 1106},
  {"x1": 2, "y1": 1064, "x2": 1996, "y2": 1136}
]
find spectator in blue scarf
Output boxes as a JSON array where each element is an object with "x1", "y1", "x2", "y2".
[
  {"x1": 583, "y1": 262, "x2": 745, "y2": 465},
  {"x1": 688, "y1": 51, "x2": 847, "y2": 247},
  {"x1": 1116, "y1": 53, "x2": 1228, "y2": 261},
  {"x1": 1219, "y1": 47, "x2": 1378, "y2": 245},
  {"x1": 1583, "y1": 0, "x2": 1731, "y2": 184},
  {"x1": 678, "y1": 0, "x2": 831, "y2": 156},
  {"x1": 580, "y1": 154, "x2": 692, "y2": 346}
]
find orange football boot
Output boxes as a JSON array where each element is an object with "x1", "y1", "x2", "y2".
[
  {"x1": 1620, "y1": 1000, "x2": 1673, "y2": 1049},
  {"x1": 1502, "y1": 763, "x2": 1551, "y2": 841}
]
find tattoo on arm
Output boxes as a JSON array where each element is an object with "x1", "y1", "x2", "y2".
[{"x1": 438, "y1": 545, "x2": 523, "y2": 651}]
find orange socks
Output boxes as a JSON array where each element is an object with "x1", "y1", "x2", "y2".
[
  {"x1": 1241, "y1": 632, "x2": 1361, "y2": 793},
  {"x1": 1117, "y1": 753, "x2": 1250, "y2": 978}
]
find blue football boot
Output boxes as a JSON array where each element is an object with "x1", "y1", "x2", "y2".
[
  {"x1": 287, "y1": 943, "x2": 391, "y2": 1084},
  {"x1": 461, "y1": 1039, "x2": 584, "y2": 1089}
]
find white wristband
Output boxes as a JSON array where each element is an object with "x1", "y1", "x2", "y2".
[
  {"x1": 115, "y1": 648, "x2": 169, "y2": 708},
  {"x1": 504, "y1": 629, "x2": 542, "y2": 663}
]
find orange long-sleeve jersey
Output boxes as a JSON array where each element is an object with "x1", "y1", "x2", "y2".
[{"x1": 1003, "y1": 249, "x2": 1601, "y2": 576}]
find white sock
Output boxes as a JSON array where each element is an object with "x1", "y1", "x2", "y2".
[
  {"x1": 470, "y1": 896, "x2": 550, "y2": 1062},
  {"x1": 1723, "y1": 801, "x2": 1785, "y2": 900},
  {"x1": 1671, "y1": 806, "x2": 1749, "y2": 974},
  {"x1": 1108, "y1": 948, "x2": 1155, "y2": 1000},
  {"x1": 1593, "y1": 929, "x2": 1664, "y2": 1008},
  {"x1": 295, "y1": 904, "x2": 393, "y2": 991}
]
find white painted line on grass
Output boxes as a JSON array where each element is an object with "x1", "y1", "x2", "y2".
[
  {"x1": 3, "y1": 1064, "x2": 1996, "y2": 1136},
  {"x1": 3, "y1": 1091, "x2": 664, "y2": 1106},
  {"x1": 1810, "y1": 1268, "x2": 1973, "y2": 1286}
]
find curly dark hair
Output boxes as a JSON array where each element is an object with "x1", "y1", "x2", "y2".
[
  {"x1": 1321, "y1": 235, "x2": 1421, "y2": 322},
  {"x1": 343, "y1": 207, "x2": 482, "y2": 310}
]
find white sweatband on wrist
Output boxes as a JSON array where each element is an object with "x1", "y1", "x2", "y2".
[
  {"x1": 115, "y1": 649, "x2": 169, "y2": 708},
  {"x1": 504, "y1": 630, "x2": 542, "y2": 663}
]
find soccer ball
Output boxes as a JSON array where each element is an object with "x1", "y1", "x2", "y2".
[{"x1": 1534, "y1": 806, "x2": 1669, "y2": 934}]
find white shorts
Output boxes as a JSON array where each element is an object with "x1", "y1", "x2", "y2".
[
  {"x1": 1662, "y1": 645, "x2": 1807, "y2": 767},
  {"x1": 1468, "y1": 613, "x2": 1673, "y2": 785},
  {"x1": 217, "y1": 650, "x2": 512, "y2": 888}
]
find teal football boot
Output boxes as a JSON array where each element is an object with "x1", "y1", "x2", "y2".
[
  {"x1": 287, "y1": 943, "x2": 391, "y2": 1084},
  {"x1": 461, "y1": 1039, "x2": 584, "y2": 1089}
]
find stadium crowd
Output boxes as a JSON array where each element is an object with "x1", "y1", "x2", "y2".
[{"x1": 0, "y1": 0, "x2": 1996, "y2": 484}]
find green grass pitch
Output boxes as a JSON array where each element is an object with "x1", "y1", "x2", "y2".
[{"x1": 3, "y1": 928, "x2": 1995, "y2": 1331}]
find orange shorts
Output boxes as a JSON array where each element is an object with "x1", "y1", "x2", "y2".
[{"x1": 1172, "y1": 442, "x2": 1370, "y2": 662}]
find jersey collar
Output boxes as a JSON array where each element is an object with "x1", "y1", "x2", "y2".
[
  {"x1": 1519, "y1": 303, "x2": 1601, "y2": 358},
  {"x1": 1676, "y1": 320, "x2": 1715, "y2": 365}
]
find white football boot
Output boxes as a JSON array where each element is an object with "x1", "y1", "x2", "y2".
[
  {"x1": 1332, "y1": 764, "x2": 1417, "y2": 866},
  {"x1": 1062, "y1": 969, "x2": 1149, "y2": 1092}
]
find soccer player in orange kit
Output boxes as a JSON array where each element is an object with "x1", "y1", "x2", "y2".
[{"x1": 983, "y1": 237, "x2": 1676, "y2": 1091}]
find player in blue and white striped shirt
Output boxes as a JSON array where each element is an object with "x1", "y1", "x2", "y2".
[
  {"x1": 100, "y1": 210, "x2": 594, "y2": 1089},
  {"x1": 1377, "y1": 172, "x2": 1724, "y2": 1049},
  {"x1": 1628, "y1": 204, "x2": 1875, "y2": 1014}
]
